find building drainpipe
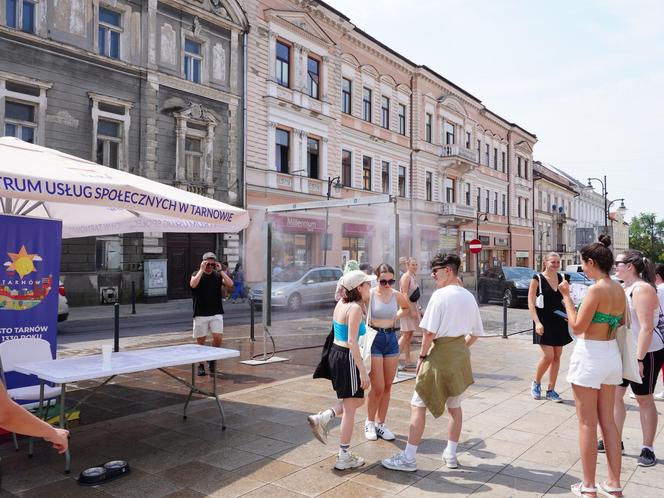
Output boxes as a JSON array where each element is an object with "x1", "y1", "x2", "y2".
[
  {"x1": 409, "y1": 75, "x2": 415, "y2": 257},
  {"x1": 506, "y1": 131, "x2": 513, "y2": 266},
  {"x1": 241, "y1": 29, "x2": 249, "y2": 265}
]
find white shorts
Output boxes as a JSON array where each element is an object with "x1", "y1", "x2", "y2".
[
  {"x1": 566, "y1": 338, "x2": 622, "y2": 389},
  {"x1": 192, "y1": 314, "x2": 224, "y2": 339},
  {"x1": 411, "y1": 391, "x2": 463, "y2": 409}
]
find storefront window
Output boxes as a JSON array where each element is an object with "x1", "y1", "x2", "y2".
[
  {"x1": 342, "y1": 236, "x2": 369, "y2": 264},
  {"x1": 479, "y1": 248, "x2": 491, "y2": 272},
  {"x1": 275, "y1": 233, "x2": 312, "y2": 268}
]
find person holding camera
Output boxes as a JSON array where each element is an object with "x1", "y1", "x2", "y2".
[
  {"x1": 190, "y1": 252, "x2": 233, "y2": 376},
  {"x1": 527, "y1": 252, "x2": 572, "y2": 403}
]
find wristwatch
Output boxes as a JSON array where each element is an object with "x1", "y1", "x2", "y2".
[{"x1": 418, "y1": 354, "x2": 428, "y2": 360}]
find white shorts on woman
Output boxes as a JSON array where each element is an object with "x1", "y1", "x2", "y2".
[{"x1": 566, "y1": 338, "x2": 622, "y2": 389}]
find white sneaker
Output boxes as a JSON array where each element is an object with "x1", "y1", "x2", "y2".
[
  {"x1": 334, "y1": 452, "x2": 365, "y2": 470},
  {"x1": 307, "y1": 411, "x2": 330, "y2": 444},
  {"x1": 364, "y1": 421, "x2": 377, "y2": 441},
  {"x1": 376, "y1": 424, "x2": 396, "y2": 441},
  {"x1": 443, "y1": 451, "x2": 458, "y2": 469},
  {"x1": 655, "y1": 391, "x2": 664, "y2": 401},
  {"x1": 381, "y1": 452, "x2": 418, "y2": 472}
]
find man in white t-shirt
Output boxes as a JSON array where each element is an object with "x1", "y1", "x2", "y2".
[
  {"x1": 382, "y1": 254, "x2": 484, "y2": 472},
  {"x1": 655, "y1": 263, "x2": 664, "y2": 400}
]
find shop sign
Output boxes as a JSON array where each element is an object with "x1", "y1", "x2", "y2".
[
  {"x1": 272, "y1": 215, "x2": 325, "y2": 233},
  {"x1": 343, "y1": 223, "x2": 376, "y2": 237},
  {"x1": 516, "y1": 251, "x2": 529, "y2": 258},
  {"x1": 495, "y1": 237, "x2": 508, "y2": 247}
]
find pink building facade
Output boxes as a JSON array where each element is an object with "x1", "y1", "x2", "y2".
[{"x1": 241, "y1": 0, "x2": 536, "y2": 284}]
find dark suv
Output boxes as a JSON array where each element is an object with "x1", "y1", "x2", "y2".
[{"x1": 478, "y1": 266, "x2": 536, "y2": 307}]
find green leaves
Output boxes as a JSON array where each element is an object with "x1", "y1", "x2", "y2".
[{"x1": 629, "y1": 213, "x2": 664, "y2": 262}]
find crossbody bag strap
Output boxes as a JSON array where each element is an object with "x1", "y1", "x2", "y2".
[{"x1": 537, "y1": 273, "x2": 543, "y2": 295}]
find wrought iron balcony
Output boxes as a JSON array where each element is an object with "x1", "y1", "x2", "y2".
[
  {"x1": 438, "y1": 203, "x2": 477, "y2": 224},
  {"x1": 440, "y1": 145, "x2": 477, "y2": 163}
]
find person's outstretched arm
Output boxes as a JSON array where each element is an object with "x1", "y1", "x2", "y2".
[{"x1": 0, "y1": 382, "x2": 69, "y2": 453}]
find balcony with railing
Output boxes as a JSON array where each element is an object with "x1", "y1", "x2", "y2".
[
  {"x1": 439, "y1": 144, "x2": 477, "y2": 175},
  {"x1": 438, "y1": 202, "x2": 477, "y2": 225}
]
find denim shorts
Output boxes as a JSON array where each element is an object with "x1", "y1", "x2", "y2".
[{"x1": 370, "y1": 328, "x2": 400, "y2": 357}]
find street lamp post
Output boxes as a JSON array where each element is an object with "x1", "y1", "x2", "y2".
[
  {"x1": 587, "y1": 175, "x2": 608, "y2": 236},
  {"x1": 475, "y1": 211, "x2": 489, "y2": 297},
  {"x1": 323, "y1": 176, "x2": 342, "y2": 265},
  {"x1": 539, "y1": 230, "x2": 549, "y2": 271}
]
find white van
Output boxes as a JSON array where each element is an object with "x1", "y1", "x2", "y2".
[{"x1": 565, "y1": 264, "x2": 583, "y2": 273}]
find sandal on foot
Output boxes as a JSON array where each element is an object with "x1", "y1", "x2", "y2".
[
  {"x1": 572, "y1": 482, "x2": 597, "y2": 497},
  {"x1": 597, "y1": 481, "x2": 624, "y2": 497}
]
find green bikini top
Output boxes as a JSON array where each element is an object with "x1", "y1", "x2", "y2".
[{"x1": 590, "y1": 311, "x2": 623, "y2": 332}]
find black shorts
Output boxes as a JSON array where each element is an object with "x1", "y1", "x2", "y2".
[
  {"x1": 328, "y1": 343, "x2": 364, "y2": 399},
  {"x1": 621, "y1": 347, "x2": 664, "y2": 395}
]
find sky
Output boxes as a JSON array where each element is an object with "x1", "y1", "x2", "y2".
[{"x1": 330, "y1": 0, "x2": 664, "y2": 221}]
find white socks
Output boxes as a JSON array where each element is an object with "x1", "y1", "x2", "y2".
[
  {"x1": 444, "y1": 440, "x2": 458, "y2": 456},
  {"x1": 404, "y1": 443, "x2": 418, "y2": 461}
]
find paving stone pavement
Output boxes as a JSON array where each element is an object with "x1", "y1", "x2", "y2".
[{"x1": 2, "y1": 324, "x2": 664, "y2": 496}]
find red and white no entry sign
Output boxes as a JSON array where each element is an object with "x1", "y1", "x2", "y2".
[{"x1": 468, "y1": 239, "x2": 483, "y2": 254}]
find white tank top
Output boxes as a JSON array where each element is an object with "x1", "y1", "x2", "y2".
[{"x1": 624, "y1": 282, "x2": 664, "y2": 352}]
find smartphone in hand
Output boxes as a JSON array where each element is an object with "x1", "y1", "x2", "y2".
[{"x1": 553, "y1": 309, "x2": 568, "y2": 320}]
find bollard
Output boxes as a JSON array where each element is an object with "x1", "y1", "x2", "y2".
[
  {"x1": 249, "y1": 298, "x2": 255, "y2": 342},
  {"x1": 114, "y1": 302, "x2": 120, "y2": 352},
  {"x1": 502, "y1": 294, "x2": 508, "y2": 339},
  {"x1": 131, "y1": 281, "x2": 136, "y2": 315}
]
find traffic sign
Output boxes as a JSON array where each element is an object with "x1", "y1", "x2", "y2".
[{"x1": 468, "y1": 239, "x2": 483, "y2": 254}]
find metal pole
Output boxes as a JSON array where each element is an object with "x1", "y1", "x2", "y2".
[
  {"x1": 131, "y1": 281, "x2": 136, "y2": 314},
  {"x1": 323, "y1": 206, "x2": 329, "y2": 266},
  {"x1": 603, "y1": 175, "x2": 608, "y2": 235},
  {"x1": 394, "y1": 198, "x2": 399, "y2": 277},
  {"x1": 249, "y1": 298, "x2": 255, "y2": 341},
  {"x1": 475, "y1": 214, "x2": 480, "y2": 298},
  {"x1": 502, "y1": 294, "x2": 508, "y2": 339},
  {"x1": 113, "y1": 302, "x2": 120, "y2": 352},
  {"x1": 263, "y1": 221, "x2": 272, "y2": 361}
]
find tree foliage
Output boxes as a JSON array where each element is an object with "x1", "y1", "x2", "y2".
[{"x1": 628, "y1": 213, "x2": 664, "y2": 262}]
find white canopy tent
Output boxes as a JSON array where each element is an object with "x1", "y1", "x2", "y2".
[{"x1": 0, "y1": 137, "x2": 249, "y2": 236}]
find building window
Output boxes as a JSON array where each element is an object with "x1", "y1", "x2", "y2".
[
  {"x1": 398, "y1": 165, "x2": 406, "y2": 197},
  {"x1": 381, "y1": 161, "x2": 390, "y2": 194},
  {"x1": 362, "y1": 155, "x2": 372, "y2": 191},
  {"x1": 307, "y1": 57, "x2": 320, "y2": 99},
  {"x1": 524, "y1": 159, "x2": 529, "y2": 179},
  {"x1": 276, "y1": 41, "x2": 290, "y2": 87},
  {"x1": 381, "y1": 96, "x2": 390, "y2": 129},
  {"x1": 6, "y1": 0, "x2": 35, "y2": 33},
  {"x1": 398, "y1": 104, "x2": 406, "y2": 135},
  {"x1": 363, "y1": 88, "x2": 372, "y2": 122},
  {"x1": 184, "y1": 39, "x2": 202, "y2": 83},
  {"x1": 96, "y1": 119, "x2": 121, "y2": 168},
  {"x1": 342, "y1": 149, "x2": 352, "y2": 187},
  {"x1": 184, "y1": 136, "x2": 202, "y2": 181},
  {"x1": 445, "y1": 178, "x2": 455, "y2": 203},
  {"x1": 464, "y1": 183, "x2": 471, "y2": 206},
  {"x1": 425, "y1": 113, "x2": 432, "y2": 143},
  {"x1": 425, "y1": 171, "x2": 433, "y2": 201},
  {"x1": 341, "y1": 78, "x2": 351, "y2": 114},
  {"x1": 485, "y1": 190, "x2": 490, "y2": 213},
  {"x1": 502, "y1": 194, "x2": 506, "y2": 215},
  {"x1": 465, "y1": 131, "x2": 471, "y2": 149},
  {"x1": 275, "y1": 128, "x2": 289, "y2": 173},
  {"x1": 4, "y1": 100, "x2": 36, "y2": 143},
  {"x1": 501, "y1": 151, "x2": 506, "y2": 172},
  {"x1": 476, "y1": 187, "x2": 481, "y2": 210},
  {"x1": 306, "y1": 137, "x2": 319, "y2": 179},
  {"x1": 525, "y1": 198, "x2": 529, "y2": 219},
  {"x1": 493, "y1": 148, "x2": 498, "y2": 169},
  {"x1": 517, "y1": 157, "x2": 522, "y2": 177},
  {"x1": 476, "y1": 139, "x2": 481, "y2": 162},
  {"x1": 517, "y1": 196, "x2": 522, "y2": 218},
  {"x1": 493, "y1": 192, "x2": 498, "y2": 214},
  {"x1": 444, "y1": 122, "x2": 455, "y2": 145},
  {"x1": 98, "y1": 7, "x2": 121, "y2": 59},
  {"x1": 485, "y1": 144, "x2": 490, "y2": 166}
]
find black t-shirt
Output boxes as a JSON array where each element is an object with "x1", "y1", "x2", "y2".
[{"x1": 191, "y1": 271, "x2": 224, "y2": 317}]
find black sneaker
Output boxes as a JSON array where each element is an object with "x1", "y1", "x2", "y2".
[
  {"x1": 598, "y1": 440, "x2": 624, "y2": 455},
  {"x1": 197, "y1": 363, "x2": 206, "y2": 376},
  {"x1": 637, "y1": 447, "x2": 656, "y2": 467}
]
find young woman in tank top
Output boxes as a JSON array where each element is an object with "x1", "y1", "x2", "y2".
[
  {"x1": 399, "y1": 258, "x2": 421, "y2": 369},
  {"x1": 559, "y1": 236, "x2": 625, "y2": 498},
  {"x1": 364, "y1": 263, "x2": 410, "y2": 441},
  {"x1": 611, "y1": 250, "x2": 663, "y2": 469}
]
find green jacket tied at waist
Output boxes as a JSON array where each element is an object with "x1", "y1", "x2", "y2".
[{"x1": 414, "y1": 335, "x2": 474, "y2": 418}]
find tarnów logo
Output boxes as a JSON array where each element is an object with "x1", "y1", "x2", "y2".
[{"x1": 0, "y1": 245, "x2": 53, "y2": 311}]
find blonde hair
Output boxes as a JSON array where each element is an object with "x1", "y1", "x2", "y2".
[{"x1": 543, "y1": 252, "x2": 561, "y2": 271}]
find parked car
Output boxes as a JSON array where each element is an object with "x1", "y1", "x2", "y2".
[
  {"x1": 563, "y1": 271, "x2": 594, "y2": 287},
  {"x1": 565, "y1": 264, "x2": 583, "y2": 273},
  {"x1": 57, "y1": 281, "x2": 69, "y2": 322},
  {"x1": 478, "y1": 266, "x2": 536, "y2": 308},
  {"x1": 248, "y1": 266, "x2": 343, "y2": 311}
]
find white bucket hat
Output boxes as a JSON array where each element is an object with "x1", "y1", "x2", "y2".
[{"x1": 341, "y1": 269, "x2": 376, "y2": 291}]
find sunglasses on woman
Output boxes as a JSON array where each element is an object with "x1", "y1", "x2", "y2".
[{"x1": 379, "y1": 279, "x2": 396, "y2": 286}]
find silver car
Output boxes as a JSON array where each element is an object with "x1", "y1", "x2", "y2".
[{"x1": 249, "y1": 266, "x2": 343, "y2": 311}]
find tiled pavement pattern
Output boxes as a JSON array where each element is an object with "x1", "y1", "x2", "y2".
[{"x1": 2, "y1": 320, "x2": 664, "y2": 495}]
